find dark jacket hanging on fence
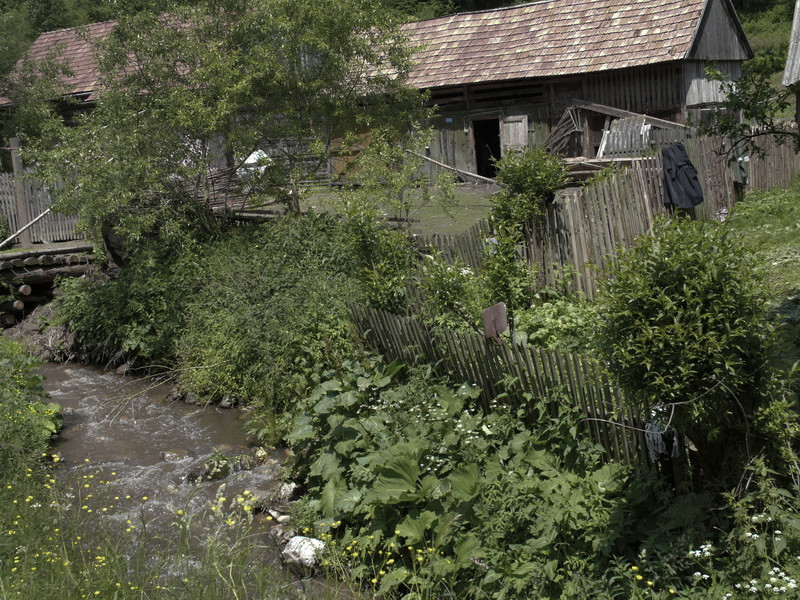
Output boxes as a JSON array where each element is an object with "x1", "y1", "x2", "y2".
[{"x1": 661, "y1": 142, "x2": 704, "y2": 209}]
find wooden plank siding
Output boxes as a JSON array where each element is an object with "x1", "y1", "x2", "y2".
[
  {"x1": 584, "y1": 64, "x2": 684, "y2": 117},
  {"x1": 0, "y1": 173, "x2": 83, "y2": 244}
]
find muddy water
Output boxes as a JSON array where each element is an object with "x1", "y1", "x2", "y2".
[{"x1": 38, "y1": 361, "x2": 284, "y2": 532}]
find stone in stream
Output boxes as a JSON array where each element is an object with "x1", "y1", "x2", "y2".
[
  {"x1": 161, "y1": 449, "x2": 189, "y2": 462},
  {"x1": 218, "y1": 394, "x2": 237, "y2": 408},
  {"x1": 274, "y1": 481, "x2": 301, "y2": 502},
  {"x1": 185, "y1": 451, "x2": 258, "y2": 483},
  {"x1": 281, "y1": 536, "x2": 325, "y2": 570}
]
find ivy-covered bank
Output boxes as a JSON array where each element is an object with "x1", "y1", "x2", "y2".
[{"x1": 19, "y1": 151, "x2": 800, "y2": 598}]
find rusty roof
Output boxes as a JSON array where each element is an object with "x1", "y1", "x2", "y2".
[{"x1": 404, "y1": 0, "x2": 708, "y2": 89}]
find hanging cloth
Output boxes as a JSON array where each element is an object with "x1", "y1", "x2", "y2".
[{"x1": 661, "y1": 142, "x2": 704, "y2": 209}]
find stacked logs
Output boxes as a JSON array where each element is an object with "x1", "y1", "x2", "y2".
[{"x1": 0, "y1": 243, "x2": 94, "y2": 327}]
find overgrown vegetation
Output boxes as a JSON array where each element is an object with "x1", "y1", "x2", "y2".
[
  {"x1": 597, "y1": 217, "x2": 774, "y2": 483},
  {"x1": 41, "y1": 121, "x2": 800, "y2": 596}
]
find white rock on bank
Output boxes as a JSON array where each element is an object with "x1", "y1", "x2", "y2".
[{"x1": 281, "y1": 536, "x2": 325, "y2": 569}]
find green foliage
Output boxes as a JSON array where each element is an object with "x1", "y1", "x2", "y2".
[
  {"x1": 24, "y1": 0, "x2": 424, "y2": 242},
  {"x1": 480, "y1": 226, "x2": 537, "y2": 314},
  {"x1": 0, "y1": 337, "x2": 59, "y2": 473},
  {"x1": 515, "y1": 296, "x2": 597, "y2": 352},
  {"x1": 177, "y1": 215, "x2": 363, "y2": 437},
  {"x1": 597, "y1": 217, "x2": 771, "y2": 480},
  {"x1": 699, "y1": 63, "x2": 800, "y2": 158},
  {"x1": 287, "y1": 359, "x2": 647, "y2": 598},
  {"x1": 334, "y1": 130, "x2": 457, "y2": 313},
  {"x1": 412, "y1": 252, "x2": 485, "y2": 329},
  {"x1": 55, "y1": 236, "x2": 205, "y2": 365},
  {"x1": 490, "y1": 147, "x2": 570, "y2": 231}
]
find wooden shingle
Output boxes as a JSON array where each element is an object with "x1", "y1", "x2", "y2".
[{"x1": 404, "y1": 0, "x2": 706, "y2": 89}]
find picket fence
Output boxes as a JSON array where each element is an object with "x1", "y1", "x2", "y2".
[
  {"x1": 348, "y1": 302, "x2": 651, "y2": 470},
  {"x1": 420, "y1": 135, "x2": 800, "y2": 299},
  {"x1": 0, "y1": 173, "x2": 82, "y2": 244}
]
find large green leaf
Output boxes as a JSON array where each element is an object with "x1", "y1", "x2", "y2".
[
  {"x1": 448, "y1": 463, "x2": 479, "y2": 501},
  {"x1": 395, "y1": 509, "x2": 438, "y2": 544},
  {"x1": 320, "y1": 478, "x2": 347, "y2": 517},
  {"x1": 370, "y1": 448, "x2": 422, "y2": 503}
]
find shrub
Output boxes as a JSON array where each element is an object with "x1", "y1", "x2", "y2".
[
  {"x1": 412, "y1": 251, "x2": 486, "y2": 330},
  {"x1": 177, "y1": 214, "x2": 363, "y2": 438},
  {"x1": 55, "y1": 235, "x2": 206, "y2": 366},
  {"x1": 490, "y1": 146, "x2": 570, "y2": 230},
  {"x1": 596, "y1": 216, "x2": 771, "y2": 482}
]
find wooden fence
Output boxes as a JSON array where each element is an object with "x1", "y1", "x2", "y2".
[
  {"x1": 414, "y1": 219, "x2": 492, "y2": 268},
  {"x1": 348, "y1": 302, "x2": 650, "y2": 470},
  {"x1": 0, "y1": 173, "x2": 82, "y2": 244},
  {"x1": 419, "y1": 134, "x2": 800, "y2": 299}
]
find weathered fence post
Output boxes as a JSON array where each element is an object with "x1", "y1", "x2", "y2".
[{"x1": 9, "y1": 137, "x2": 31, "y2": 247}]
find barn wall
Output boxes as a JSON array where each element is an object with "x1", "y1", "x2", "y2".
[
  {"x1": 425, "y1": 56, "x2": 741, "y2": 172},
  {"x1": 428, "y1": 104, "x2": 548, "y2": 177},
  {"x1": 683, "y1": 60, "x2": 741, "y2": 107},
  {"x1": 583, "y1": 63, "x2": 684, "y2": 116}
]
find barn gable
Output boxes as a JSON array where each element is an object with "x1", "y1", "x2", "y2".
[{"x1": 687, "y1": 0, "x2": 751, "y2": 61}]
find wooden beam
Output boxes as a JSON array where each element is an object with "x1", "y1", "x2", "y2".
[
  {"x1": 9, "y1": 138, "x2": 31, "y2": 247},
  {"x1": 570, "y1": 100, "x2": 689, "y2": 130},
  {"x1": 405, "y1": 149, "x2": 498, "y2": 185}
]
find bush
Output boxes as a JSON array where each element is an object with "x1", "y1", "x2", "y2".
[
  {"x1": 490, "y1": 147, "x2": 570, "y2": 230},
  {"x1": 596, "y1": 216, "x2": 771, "y2": 481},
  {"x1": 55, "y1": 236, "x2": 206, "y2": 366},
  {"x1": 177, "y1": 214, "x2": 363, "y2": 439}
]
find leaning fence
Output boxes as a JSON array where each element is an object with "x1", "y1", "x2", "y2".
[
  {"x1": 419, "y1": 134, "x2": 800, "y2": 299},
  {"x1": 347, "y1": 302, "x2": 651, "y2": 471}
]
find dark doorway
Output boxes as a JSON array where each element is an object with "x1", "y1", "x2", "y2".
[{"x1": 473, "y1": 119, "x2": 501, "y2": 178}]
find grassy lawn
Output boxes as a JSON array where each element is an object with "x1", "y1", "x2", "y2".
[
  {"x1": 303, "y1": 183, "x2": 495, "y2": 236},
  {"x1": 728, "y1": 180, "x2": 800, "y2": 370}
]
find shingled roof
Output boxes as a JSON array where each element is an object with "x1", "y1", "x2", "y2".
[
  {"x1": 404, "y1": 0, "x2": 725, "y2": 89},
  {"x1": 19, "y1": 20, "x2": 116, "y2": 102},
  {"x1": 3, "y1": 0, "x2": 748, "y2": 106}
]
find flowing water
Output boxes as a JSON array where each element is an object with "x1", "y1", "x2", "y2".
[
  {"x1": 39, "y1": 362, "x2": 285, "y2": 519},
  {"x1": 34, "y1": 362, "x2": 350, "y2": 599},
  {"x1": 37, "y1": 362, "x2": 290, "y2": 566}
]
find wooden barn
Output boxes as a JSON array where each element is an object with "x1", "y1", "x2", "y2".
[
  {"x1": 404, "y1": 0, "x2": 752, "y2": 176},
  {"x1": 3, "y1": 0, "x2": 753, "y2": 181}
]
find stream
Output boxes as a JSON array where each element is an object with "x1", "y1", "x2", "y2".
[{"x1": 36, "y1": 362, "x2": 298, "y2": 582}]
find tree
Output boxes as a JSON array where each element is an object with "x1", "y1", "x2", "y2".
[
  {"x1": 22, "y1": 0, "x2": 425, "y2": 244},
  {"x1": 698, "y1": 60, "x2": 800, "y2": 159}
]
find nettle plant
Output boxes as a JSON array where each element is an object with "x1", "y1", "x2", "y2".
[{"x1": 287, "y1": 358, "x2": 644, "y2": 598}]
